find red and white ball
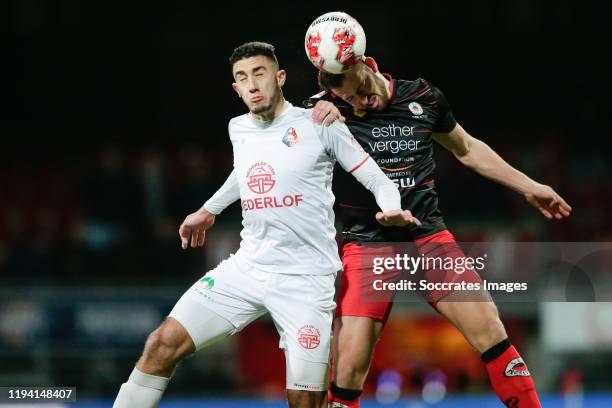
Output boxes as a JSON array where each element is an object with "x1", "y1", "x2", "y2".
[{"x1": 305, "y1": 11, "x2": 366, "y2": 74}]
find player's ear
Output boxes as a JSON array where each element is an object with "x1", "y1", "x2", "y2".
[
  {"x1": 231, "y1": 82, "x2": 241, "y2": 98},
  {"x1": 363, "y1": 56, "x2": 379, "y2": 73},
  {"x1": 277, "y1": 69, "x2": 286, "y2": 87}
]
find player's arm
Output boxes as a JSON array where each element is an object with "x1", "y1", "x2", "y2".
[
  {"x1": 312, "y1": 100, "x2": 345, "y2": 126},
  {"x1": 322, "y1": 121, "x2": 420, "y2": 226},
  {"x1": 433, "y1": 125, "x2": 572, "y2": 220},
  {"x1": 303, "y1": 91, "x2": 346, "y2": 126},
  {"x1": 178, "y1": 170, "x2": 240, "y2": 249}
]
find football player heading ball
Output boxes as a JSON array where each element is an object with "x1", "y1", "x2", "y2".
[{"x1": 304, "y1": 11, "x2": 571, "y2": 408}]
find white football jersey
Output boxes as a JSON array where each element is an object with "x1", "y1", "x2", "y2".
[{"x1": 206, "y1": 102, "x2": 399, "y2": 276}]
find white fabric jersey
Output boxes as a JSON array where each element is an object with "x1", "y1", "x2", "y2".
[{"x1": 205, "y1": 103, "x2": 400, "y2": 276}]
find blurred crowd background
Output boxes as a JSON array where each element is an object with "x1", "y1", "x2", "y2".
[{"x1": 2, "y1": 0, "x2": 611, "y2": 404}]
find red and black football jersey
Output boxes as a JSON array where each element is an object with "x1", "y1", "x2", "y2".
[{"x1": 304, "y1": 76, "x2": 457, "y2": 242}]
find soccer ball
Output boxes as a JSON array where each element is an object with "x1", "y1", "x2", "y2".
[{"x1": 305, "y1": 11, "x2": 366, "y2": 74}]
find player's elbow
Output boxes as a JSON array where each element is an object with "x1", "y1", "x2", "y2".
[
  {"x1": 454, "y1": 137, "x2": 481, "y2": 168},
  {"x1": 456, "y1": 151, "x2": 474, "y2": 168},
  {"x1": 453, "y1": 144, "x2": 472, "y2": 166}
]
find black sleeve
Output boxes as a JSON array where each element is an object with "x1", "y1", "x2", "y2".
[
  {"x1": 301, "y1": 90, "x2": 331, "y2": 109},
  {"x1": 430, "y1": 83, "x2": 457, "y2": 133}
]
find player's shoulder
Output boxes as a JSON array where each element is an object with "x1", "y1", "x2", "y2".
[
  {"x1": 227, "y1": 114, "x2": 253, "y2": 145},
  {"x1": 302, "y1": 90, "x2": 352, "y2": 111},
  {"x1": 286, "y1": 105, "x2": 350, "y2": 148},
  {"x1": 392, "y1": 77, "x2": 449, "y2": 106},
  {"x1": 286, "y1": 105, "x2": 329, "y2": 132},
  {"x1": 288, "y1": 105, "x2": 346, "y2": 130},
  {"x1": 302, "y1": 90, "x2": 332, "y2": 108},
  {"x1": 286, "y1": 105, "x2": 313, "y2": 121},
  {"x1": 228, "y1": 113, "x2": 251, "y2": 130},
  {"x1": 393, "y1": 77, "x2": 433, "y2": 97}
]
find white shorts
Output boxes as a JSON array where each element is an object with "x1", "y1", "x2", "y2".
[{"x1": 169, "y1": 255, "x2": 336, "y2": 391}]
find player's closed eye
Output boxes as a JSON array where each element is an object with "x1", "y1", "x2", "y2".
[
  {"x1": 355, "y1": 79, "x2": 367, "y2": 96},
  {"x1": 356, "y1": 84, "x2": 368, "y2": 97}
]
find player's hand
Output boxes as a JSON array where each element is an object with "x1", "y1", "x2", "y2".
[
  {"x1": 524, "y1": 182, "x2": 572, "y2": 220},
  {"x1": 179, "y1": 207, "x2": 216, "y2": 249},
  {"x1": 376, "y1": 210, "x2": 422, "y2": 227},
  {"x1": 311, "y1": 100, "x2": 346, "y2": 126}
]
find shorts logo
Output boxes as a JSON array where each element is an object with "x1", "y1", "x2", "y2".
[
  {"x1": 505, "y1": 397, "x2": 520, "y2": 408},
  {"x1": 505, "y1": 358, "x2": 530, "y2": 377},
  {"x1": 409, "y1": 102, "x2": 424, "y2": 115},
  {"x1": 282, "y1": 127, "x2": 299, "y2": 147},
  {"x1": 246, "y1": 162, "x2": 276, "y2": 194},
  {"x1": 291, "y1": 382, "x2": 322, "y2": 391},
  {"x1": 199, "y1": 277, "x2": 214, "y2": 289},
  {"x1": 297, "y1": 325, "x2": 320, "y2": 349}
]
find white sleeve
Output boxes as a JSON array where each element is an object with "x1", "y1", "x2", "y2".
[
  {"x1": 202, "y1": 170, "x2": 240, "y2": 215},
  {"x1": 321, "y1": 122, "x2": 401, "y2": 212},
  {"x1": 350, "y1": 158, "x2": 402, "y2": 212},
  {"x1": 320, "y1": 121, "x2": 369, "y2": 173}
]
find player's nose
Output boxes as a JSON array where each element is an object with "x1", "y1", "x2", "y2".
[{"x1": 247, "y1": 77, "x2": 258, "y2": 92}]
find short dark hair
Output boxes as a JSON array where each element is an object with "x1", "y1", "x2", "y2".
[
  {"x1": 318, "y1": 70, "x2": 346, "y2": 91},
  {"x1": 229, "y1": 41, "x2": 279, "y2": 67}
]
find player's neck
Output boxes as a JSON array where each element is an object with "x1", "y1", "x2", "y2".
[{"x1": 252, "y1": 98, "x2": 289, "y2": 122}]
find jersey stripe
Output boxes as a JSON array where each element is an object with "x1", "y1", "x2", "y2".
[{"x1": 348, "y1": 156, "x2": 370, "y2": 174}]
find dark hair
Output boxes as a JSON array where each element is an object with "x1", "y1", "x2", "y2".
[
  {"x1": 229, "y1": 41, "x2": 279, "y2": 67},
  {"x1": 318, "y1": 70, "x2": 346, "y2": 91}
]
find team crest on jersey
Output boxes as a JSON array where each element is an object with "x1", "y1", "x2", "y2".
[
  {"x1": 246, "y1": 162, "x2": 276, "y2": 194},
  {"x1": 505, "y1": 358, "x2": 531, "y2": 377},
  {"x1": 409, "y1": 102, "x2": 424, "y2": 115},
  {"x1": 298, "y1": 325, "x2": 321, "y2": 349},
  {"x1": 282, "y1": 127, "x2": 299, "y2": 147}
]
